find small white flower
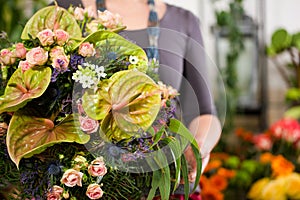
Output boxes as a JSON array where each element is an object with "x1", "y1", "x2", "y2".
[
  {"x1": 129, "y1": 55, "x2": 139, "y2": 65},
  {"x1": 72, "y1": 62, "x2": 107, "y2": 88}
]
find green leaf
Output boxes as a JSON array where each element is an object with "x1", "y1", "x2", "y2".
[
  {"x1": 181, "y1": 155, "x2": 189, "y2": 200},
  {"x1": 167, "y1": 137, "x2": 182, "y2": 192},
  {"x1": 271, "y1": 28, "x2": 292, "y2": 53},
  {"x1": 150, "y1": 126, "x2": 165, "y2": 148},
  {"x1": 6, "y1": 113, "x2": 90, "y2": 167},
  {"x1": 83, "y1": 70, "x2": 161, "y2": 141},
  {"x1": 285, "y1": 106, "x2": 300, "y2": 119},
  {"x1": 292, "y1": 32, "x2": 300, "y2": 50},
  {"x1": 168, "y1": 118, "x2": 199, "y2": 151},
  {"x1": 147, "y1": 170, "x2": 161, "y2": 200},
  {"x1": 159, "y1": 165, "x2": 171, "y2": 200},
  {"x1": 21, "y1": 5, "x2": 82, "y2": 40},
  {"x1": 0, "y1": 67, "x2": 51, "y2": 114},
  {"x1": 169, "y1": 118, "x2": 202, "y2": 192},
  {"x1": 285, "y1": 87, "x2": 300, "y2": 102},
  {"x1": 73, "y1": 30, "x2": 147, "y2": 62}
]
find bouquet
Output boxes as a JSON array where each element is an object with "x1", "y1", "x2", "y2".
[{"x1": 0, "y1": 4, "x2": 202, "y2": 200}]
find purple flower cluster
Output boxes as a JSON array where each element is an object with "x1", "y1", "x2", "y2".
[{"x1": 70, "y1": 54, "x2": 84, "y2": 70}]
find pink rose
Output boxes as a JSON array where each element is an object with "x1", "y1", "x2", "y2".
[
  {"x1": 47, "y1": 192, "x2": 61, "y2": 200},
  {"x1": 26, "y1": 47, "x2": 48, "y2": 66},
  {"x1": 86, "y1": 184, "x2": 103, "y2": 199},
  {"x1": 51, "y1": 54, "x2": 69, "y2": 71},
  {"x1": 86, "y1": 20, "x2": 100, "y2": 34},
  {"x1": 52, "y1": 185, "x2": 64, "y2": 195},
  {"x1": 88, "y1": 157, "x2": 107, "y2": 177},
  {"x1": 50, "y1": 46, "x2": 65, "y2": 58},
  {"x1": 84, "y1": 6, "x2": 96, "y2": 18},
  {"x1": 0, "y1": 49, "x2": 16, "y2": 65},
  {"x1": 74, "y1": 7, "x2": 85, "y2": 20},
  {"x1": 37, "y1": 29, "x2": 55, "y2": 46},
  {"x1": 79, "y1": 116, "x2": 99, "y2": 134},
  {"x1": 60, "y1": 169, "x2": 83, "y2": 187},
  {"x1": 14, "y1": 43, "x2": 27, "y2": 59},
  {"x1": 78, "y1": 42, "x2": 95, "y2": 57},
  {"x1": 97, "y1": 10, "x2": 122, "y2": 29},
  {"x1": 54, "y1": 29, "x2": 69, "y2": 46},
  {"x1": 18, "y1": 60, "x2": 33, "y2": 72}
]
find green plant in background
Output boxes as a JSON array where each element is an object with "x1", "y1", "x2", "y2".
[
  {"x1": 267, "y1": 28, "x2": 300, "y2": 119},
  {"x1": 212, "y1": 0, "x2": 245, "y2": 146},
  {"x1": 0, "y1": 0, "x2": 48, "y2": 44}
]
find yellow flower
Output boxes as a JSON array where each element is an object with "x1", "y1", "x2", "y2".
[
  {"x1": 247, "y1": 178, "x2": 270, "y2": 199},
  {"x1": 261, "y1": 177, "x2": 287, "y2": 200},
  {"x1": 285, "y1": 173, "x2": 300, "y2": 199}
]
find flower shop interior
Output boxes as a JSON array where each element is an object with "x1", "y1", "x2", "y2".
[{"x1": 1, "y1": 0, "x2": 300, "y2": 199}]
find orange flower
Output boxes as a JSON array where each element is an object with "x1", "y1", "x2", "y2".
[
  {"x1": 209, "y1": 174, "x2": 228, "y2": 191},
  {"x1": 204, "y1": 159, "x2": 222, "y2": 173},
  {"x1": 260, "y1": 152, "x2": 274, "y2": 164},
  {"x1": 217, "y1": 167, "x2": 236, "y2": 178},
  {"x1": 235, "y1": 128, "x2": 253, "y2": 141},
  {"x1": 200, "y1": 175, "x2": 210, "y2": 190},
  {"x1": 201, "y1": 187, "x2": 224, "y2": 200},
  {"x1": 271, "y1": 155, "x2": 295, "y2": 177}
]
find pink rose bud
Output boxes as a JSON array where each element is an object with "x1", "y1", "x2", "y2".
[
  {"x1": 74, "y1": 7, "x2": 85, "y2": 20},
  {"x1": 52, "y1": 54, "x2": 70, "y2": 71},
  {"x1": 79, "y1": 116, "x2": 99, "y2": 134},
  {"x1": 52, "y1": 185, "x2": 64, "y2": 195},
  {"x1": 14, "y1": 43, "x2": 27, "y2": 59},
  {"x1": 97, "y1": 10, "x2": 121, "y2": 29},
  {"x1": 37, "y1": 29, "x2": 55, "y2": 46},
  {"x1": 47, "y1": 192, "x2": 61, "y2": 200},
  {"x1": 78, "y1": 42, "x2": 95, "y2": 57},
  {"x1": 86, "y1": 184, "x2": 104, "y2": 199},
  {"x1": 88, "y1": 157, "x2": 107, "y2": 177},
  {"x1": 54, "y1": 29, "x2": 70, "y2": 46},
  {"x1": 50, "y1": 46, "x2": 65, "y2": 58},
  {"x1": 60, "y1": 169, "x2": 83, "y2": 187},
  {"x1": 26, "y1": 47, "x2": 48, "y2": 66},
  {"x1": 18, "y1": 60, "x2": 33, "y2": 73},
  {"x1": 0, "y1": 49, "x2": 16, "y2": 65},
  {"x1": 84, "y1": 6, "x2": 96, "y2": 18}
]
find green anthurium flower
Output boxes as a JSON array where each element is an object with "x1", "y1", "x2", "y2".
[
  {"x1": 0, "y1": 67, "x2": 51, "y2": 114},
  {"x1": 6, "y1": 112, "x2": 90, "y2": 168},
  {"x1": 21, "y1": 5, "x2": 82, "y2": 41},
  {"x1": 82, "y1": 70, "x2": 161, "y2": 141}
]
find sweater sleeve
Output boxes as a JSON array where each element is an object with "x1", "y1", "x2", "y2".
[{"x1": 179, "y1": 11, "x2": 217, "y2": 125}]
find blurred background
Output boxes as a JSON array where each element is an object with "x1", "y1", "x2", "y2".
[{"x1": 1, "y1": 0, "x2": 300, "y2": 199}]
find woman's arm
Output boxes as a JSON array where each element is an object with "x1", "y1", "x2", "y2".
[{"x1": 185, "y1": 114, "x2": 222, "y2": 181}]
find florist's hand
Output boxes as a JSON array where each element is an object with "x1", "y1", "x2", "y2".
[{"x1": 182, "y1": 145, "x2": 210, "y2": 183}]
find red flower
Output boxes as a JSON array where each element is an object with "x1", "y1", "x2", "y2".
[{"x1": 252, "y1": 134, "x2": 273, "y2": 151}]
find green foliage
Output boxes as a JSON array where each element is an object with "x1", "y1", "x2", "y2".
[
  {"x1": 0, "y1": 0, "x2": 48, "y2": 41},
  {"x1": 214, "y1": 0, "x2": 245, "y2": 134},
  {"x1": 267, "y1": 28, "x2": 300, "y2": 117}
]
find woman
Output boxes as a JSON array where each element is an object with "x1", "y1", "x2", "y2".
[{"x1": 53, "y1": 0, "x2": 222, "y2": 199}]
